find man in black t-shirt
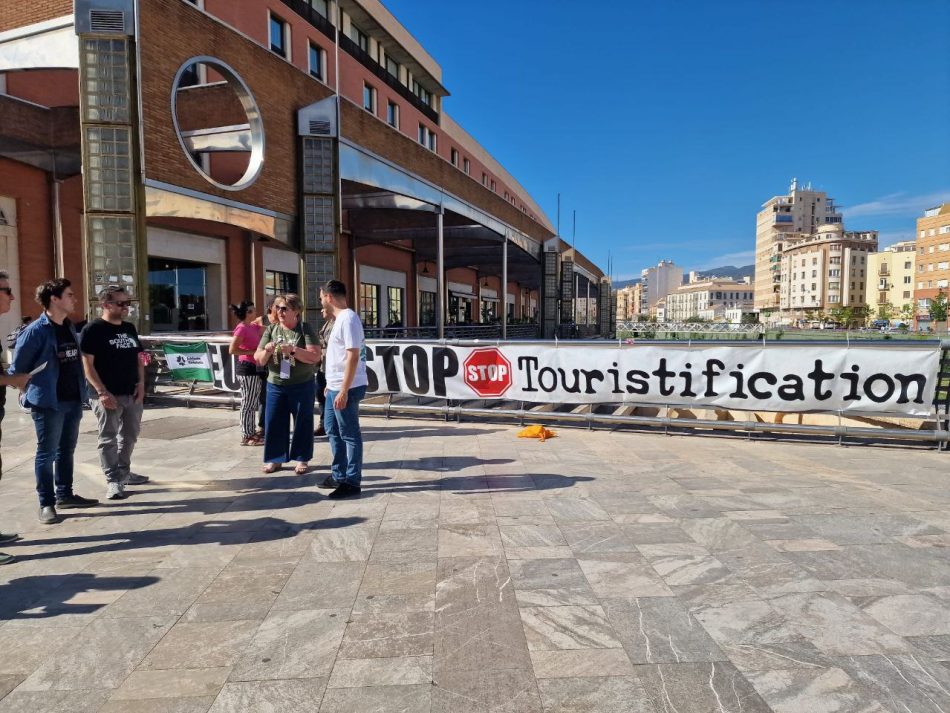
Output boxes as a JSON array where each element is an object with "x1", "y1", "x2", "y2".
[{"x1": 80, "y1": 286, "x2": 147, "y2": 501}]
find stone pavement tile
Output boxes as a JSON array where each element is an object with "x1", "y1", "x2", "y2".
[
  {"x1": 16, "y1": 615, "x2": 176, "y2": 691},
  {"x1": 692, "y1": 598, "x2": 804, "y2": 649},
  {"x1": 744, "y1": 521, "x2": 822, "y2": 540},
  {"x1": 859, "y1": 593, "x2": 950, "y2": 636},
  {"x1": 0, "y1": 624, "x2": 84, "y2": 674},
  {"x1": 794, "y1": 513, "x2": 942, "y2": 546},
  {"x1": 271, "y1": 561, "x2": 363, "y2": 611},
  {"x1": 519, "y1": 605, "x2": 622, "y2": 651},
  {"x1": 678, "y1": 518, "x2": 762, "y2": 552},
  {"x1": 434, "y1": 606, "x2": 532, "y2": 674},
  {"x1": 319, "y1": 684, "x2": 431, "y2": 712},
  {"x1": 434, "y1": 557, "x2": 516, "y2": 614},
  {"x1": 207, "y1": 679, "x2": 328, "y2": 713},
  {"x1": 530, "y1": 648, "x2": 634, "y2": 679},
  {"x1": 723, "y1": 510, "x2": 790, "y2": 523},
  {"x1": 370, "y1": 528, "x2": 437, "y2": 563},
  {"x1": 637, "y1": 661, "x2": 771, "y2": 713},
  {"x1": 745, "y1": 667, "x2": 894, "y2": 713},
  {"x1": 647, "y1": 495, "x2": 724, "y2": 519},
  {"x1": 544, "y1": 498, "x2": 611, "y2": 522},
  {"x1": 358, "y1": 561, "x2": 436, "y2": 597},
  {"x1": 908, "y1": 635, "x2": 950, "y2": 661},
  {"x1": 110, "y1": 668, "x2": 230, "y2": 700},
  {"x1": 603, "y1": 598, "x2": 726, "y2": 664},
  {"x1": 229, "y1": 609, "x2": 348, "y2": 681},
  {"x1": 578, "y1": 555, "x2": 674, "y2": 599},
  {"x1": 715, "y1": 549, "x2": 825, "y2": 596},
  {"x1": 765, "y1": 538, "x2": 842, "y2": 552},
  {"x1": 536, "y1": 675, "x2": 656, "y2": 713},
  {"x1": 499, "y1": 524, "x2": 566, "y2": 548},
  {"x1": 620, "y1": 524, "x2": 693, "y2": 545},
  {"x1": 228, "y1": 533, "x2": 313, "y2": 565},
  {"x1": 328, "y1": 655, "x2": 432, "y2": 688},
  {"x1": 0, "y1": 675, "x2": 23, "y2": 700},
  {"x1": 590, "y1": 494, "x2": 657, "y2": 516},
  {"x1": 351, "y1": 592, "x2": 435, "y2": 616},
  {"x1": 832, "y1": 654, "x2": 950, "y2": 713},
  {"x1": 431, "y1": 668, "x2": 542, "y2": 713},
  {"x1": 192, "y1": 562, "x2": 294, "y2": 607},
  {"x1": 720, "y1": 639, "x2": 832, "y2": 673},
  {"x1": 611, "y1": 514, "x2": 677, "y2": 525},
  {"x1": 180, "y1": 601, "x2": 273, "y2": 623},
  {"x1": 305, "y1": 524, "x2": 377, "y2": 562},
  {"x1": 100, "y1": 568, "x2": 219, "y2": 619},
  {"x1": 768, "y1": 592, "x2": 911, "y2": 656},
  {"x1": 438, "y1": 499, "x2": 495, "y2": 525},
  {"x1": 895, "y1": 533, "x2": 950, "y2": 548},
  {"x1": 154, "y1": 533, "x2": 251, "y2": 571},
  {"x1": 637, "y1": 543, "x2": 730, "y2": 586},
  {"x1": 338, "y1": 611, "x2": 434, "y2": 658},
  {"x1": 99, "y1": 697, "x2": 216, "y2": 712},
  {"x1": 508, "y1": 558, "x2": 599, "y2": 607},
  {"x1": 559, "y1": 522, "x2": 638, "y2": 555},
  {"x1": 670, "y1": 582, "x2": 761, "y2": 611},
  {"x1": 490, "y1": 497, "x2": 549, "y2": 518},
  {"x1": 438, "y1": 524, "x2": 503, "y2": 558},
  {"x1": 140, "y1": 620, "x2": 261, "y2": 669},
  {"x1": 0, "y1": 689, "x2": 111, "y2": 712}
]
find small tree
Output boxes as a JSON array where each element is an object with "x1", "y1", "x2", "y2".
[
  {"x1": 929, "y1": 290, "x2": 949, "y2": 328},
  {"x1": 877, "y1": 302, "x2": 896, "y2": 321},
  {"x1": 848, "y1": 304, "x2": 870, "y2": 328},
  {"x1": 829, "y1": 307, "x2": 847, "y2": 326},
  {"x1": 900, "y1": 302, "x2": 916, "y2": 324},
  {"x1": 740, "y1": 312, "x2": 759, "y2": 325}
]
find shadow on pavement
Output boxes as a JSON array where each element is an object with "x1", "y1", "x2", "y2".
[{"x1": 0, "y1": 572, "x2": 160, "y2": 621}]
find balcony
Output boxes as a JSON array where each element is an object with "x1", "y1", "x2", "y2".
[{"x1": 281, "y1": 0, "x2": 335, "y2": 40}]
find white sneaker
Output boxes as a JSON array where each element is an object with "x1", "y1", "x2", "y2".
[{"x1": 106, "y1": 482, "x2": 127, "y2": 500}]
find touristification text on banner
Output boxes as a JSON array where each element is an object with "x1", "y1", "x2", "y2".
[{"x1": 362, "y1": 342, "x2": 941, "y2": 417}]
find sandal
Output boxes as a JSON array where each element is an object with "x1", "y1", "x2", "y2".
[
  {"x1": 241, "y1": 436, "x2": 261, "y2": 446},
  {"x1": 294, "y1": 462, "x2": 309, "y2": 474},
  {"x1": 262, "y1": 462, "x2": 282, "y2": 474}
]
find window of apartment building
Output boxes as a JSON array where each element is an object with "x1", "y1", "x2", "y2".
[
  {"x1": 417, "y1": 124, "x2": 436, "y2": 150},
  {"x1": 308, "y1": 0, "x2": 328, "y2": 17},
  {"x1": 828, "y1": 269, "x2": 840, "y2": 277},
  {"x1": 359, "y1": 283, "x2": 379, "y2": 327},
  {"x1": 939, "y1": 262, "x2": 950, "y2": 270},
  {"x1": 264, "y1": 270, "x2": 298, "y2": 297},
  {"x1": 928, "y1": 264, "x2": 934, "y2": 271},
  {"x1": 387, "y1": 286, "x2": 404, "y2": 326},
  {"x1": 830, "y1": 256, "x2": 841, "y2": 264},
  {"x1": 829, "y1": 294, "x2": 840, "y2": 303},
  {"x1": 929, "y1": 246, "x2": 936, "y2": 253},
  {"x1": 504, "y1": 191, "x2": 509, "y2": 201},
  {"x1": 903, "y1": 290, "x2": 911, "y2": 299},
  {"x1": 463, "y1": 158, "x2": 470, "y2": 175},
  {"x1": 904, "y1": 276, "x2": 911, "y2": 284},
  {"x1": 920, "y1": 230, "x2": 926, "y2": 239},
  {"x1": 904, "y1": 261, "x2": 912, "y2": 269},
  {"x1": 412, "y1": 80, "x2": 431, "y2": 106},
  {"x1": 309, "y1": 43, "x2": 324, "y2": 80},
  {"x1": 269, "y1": 14, "x2": 289, "y2": 58},
  {"x1": 349, "y1": 23, "x2": 369, "y2": 53},
  {"x1": 812, "y1": 258, "x2": 818, "y2": 265},
  {"x1": 812, "y1": 270, "x2": 817, "y2": 278},
  {"x1": 940, "y1": 244, "x2": 950, "y2": 251},
  {"x1": 387, "y1": 101, "x2": 399, "y2": 128},
  {"x1": 490, "y1": 179, "x2": 496, "y2": 192},
  {"x1": 918, "y1": 282, "x2": 925, "y2": 289},
  {"x1": 938, "y1": 279, "x2": 950, "y2": 288},
  {"x1": 450, "y1": 148, "x2": 459, "y2": 167},
  {"x1": 419, "y1": 291, "x2": 436, "y2": 326},
  {"x1": 386, "y1": 56, "x2": 399, "y2": 79},
  {"x1": 940, "y1": 225, "x2": 950, "y2": 234},
  {"x1": 929, "y1": 228, "x2": 936, "y2": 236},
  {"x1": 811, "y1": 283, "x2": 817, "y2": 291},
  {"x1": 428, "y1": 130, "x2": 436, "y2": 152},
  {"x1": 363, "y1": 83, "x2": 376, "y2": 114},
  {"x1": 481, "y1": 172, "x2": 488, "y2": 187}
]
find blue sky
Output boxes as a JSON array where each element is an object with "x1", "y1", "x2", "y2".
[{"x1": 383, "y1": 0, "x2": 950, "y2": 279}]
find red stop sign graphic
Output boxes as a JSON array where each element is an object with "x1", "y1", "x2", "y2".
[{"x1": 463, "y1": 347, "x2": 513, "y2": 397}]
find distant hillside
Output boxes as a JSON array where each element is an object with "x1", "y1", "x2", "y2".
[{"x1": 613, "y1": 264, "x2": 753, "y2": 290}]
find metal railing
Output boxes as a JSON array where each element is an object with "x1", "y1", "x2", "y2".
[
  {"x1": 364, "y1": 324, "x2": 540, "y2": 340},
  {"x1": 139, "y1": 334, "x2": 950, "y2": 450}
]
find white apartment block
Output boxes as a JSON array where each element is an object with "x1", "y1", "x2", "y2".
[
  {"x1": 640, "y1": 260, "x2": 683, "y2": 316},
  {"x1": 665, "y1": 278, "x2": 755, "y2": 322},
  {"x1": 754, "y1": 179, "x2": 843, "y2": 312},
  {"x1": 779, "y1": 225, "x2": 878, "y2": 318},
  {"x1": 865, "y1": 240, "x2": 916, "y2": 318}
]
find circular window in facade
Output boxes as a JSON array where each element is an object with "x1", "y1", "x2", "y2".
[{"x1": 171, "y1": 56, "x2": 264, "y2": 191}]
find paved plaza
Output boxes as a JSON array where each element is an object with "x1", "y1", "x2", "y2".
[{"x1": 0, "y1": 405, "x2": 948, "y2": 712}]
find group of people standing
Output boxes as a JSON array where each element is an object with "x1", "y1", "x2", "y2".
[
  {"x1": 0, "y1": 273, "x2": 368, "y2": 566},
  {"x1": 230, "y1": 280, "x2": 367, "y2": 500},
  {"x1": 0, "y1": 275, "x2": 148, "y2": 566}
]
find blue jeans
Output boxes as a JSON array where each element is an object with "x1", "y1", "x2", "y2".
[
  {"x1": 263, "y1": 380, "x2": 315, "y2": 464},
  {"x1": 324, "y1": 386, "x2": 365, "y2": 486},
  {"x1": 32, "y1": 401, "x2": 83, "y2": 507}
]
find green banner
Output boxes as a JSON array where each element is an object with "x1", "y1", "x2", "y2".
[{"x1": 163, "y1": 342, "x2": 213, "y2": 382}]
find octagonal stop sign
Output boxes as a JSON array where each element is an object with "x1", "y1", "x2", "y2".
[{"x1": 463, "y1": 347, "x2": 513, "y2": 398}]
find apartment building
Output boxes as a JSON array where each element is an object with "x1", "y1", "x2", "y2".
[
  {"x1": 779, "y1": 225, "x2": 878, "y2": 320},
  {"x1": 665, "y1": 278, "x2": 754, "y2": 323},
  {"x1": 615, "y1": 283, "x2": 643, "y2": 321},
  {"x1": 754, "y1": 179, "x2": 843, "y2": 313},
  {"x1": 914, "y1": 203, "x2": 950, "y2": 325},
  {"x1": 0, "y1": 0, "x2": 608, "y2": 341},
  {"x1": 640, "y1": 260, "x2": 683, "y2": 317},
  {"x1": 865, "y1": 240, "x2": 916, "y2": 321}
]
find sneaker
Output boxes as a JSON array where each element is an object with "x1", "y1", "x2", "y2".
[
  {"x1": 319, "y1": 475, "x2": 340, "y2": 489},
  {"x1": 327, "y1": 483, "x2": 361, "y2": 499},
  {"x1": 38, "y1": 506, "x2": 60, "y2": 524},
  {"x1": 314, "y1": 424, "x2": 326, "y2": 437},
  {"x1": 0, "y1": 532, "x2": 19, "y2": 545},
  {"x1": 55, "y1": 494, "x2": 100, "y2": 509},
  {"x1": 0, "y1": 552, "x2": 14, "y2": 566},
  {"x1": 106, "y1": 482, "x2": 127, "y2": 500},
  {"x1": 120, "y1": 472, "x2": 149, "y2": 485}
]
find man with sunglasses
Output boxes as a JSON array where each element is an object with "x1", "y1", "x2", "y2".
[{"x1": 80, "y1": 286, "x2": 147, "y2": 501}]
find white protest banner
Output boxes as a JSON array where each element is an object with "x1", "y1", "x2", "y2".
[{"x1": 363, "y1": 342, "x2": 942, "y2": 417}]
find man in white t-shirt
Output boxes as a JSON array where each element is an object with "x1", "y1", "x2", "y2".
[{"x1": 319, "y1": 279, "x2": 368, "y2": 499}]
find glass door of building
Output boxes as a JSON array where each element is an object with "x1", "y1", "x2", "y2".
[{"x1": 148, "y1": 258, "x2": 209, "y2": 331}]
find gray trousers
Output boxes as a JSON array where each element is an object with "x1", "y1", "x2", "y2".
[{"x1": 90, "y1": 395, "x2": 144, "y2": 484}]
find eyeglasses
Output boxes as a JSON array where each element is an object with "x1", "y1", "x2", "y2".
[
  {"x1": 276, "y1": 306, "x2": 290, "y2": 312},
  {"x1": 0, "y1": 287, "x2": 12, "y2": 296},
  {"x1": 109, "y1": 300, "x2": 133, "y2": 308}
]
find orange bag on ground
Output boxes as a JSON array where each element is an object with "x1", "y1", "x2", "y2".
[{"x1": 517, "y1": 425, "x2": 556, "y2": 442}]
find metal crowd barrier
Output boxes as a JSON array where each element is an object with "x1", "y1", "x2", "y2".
[{"x1": 140, "y1": 334, "x2": 950, "y2": 450}]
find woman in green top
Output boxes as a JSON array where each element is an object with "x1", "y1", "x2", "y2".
[{"x1": 255, "y1": 294, "x2": 321, "y2": 474}]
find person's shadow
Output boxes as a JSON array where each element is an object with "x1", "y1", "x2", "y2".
[{"x1": 0, "y1": 573, "x2": 160, "y2": 621}]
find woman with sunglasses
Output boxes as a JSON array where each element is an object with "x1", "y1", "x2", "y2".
[
  {"x1": 228, "y1": 300, "x2": 263, "y2": 446},
  {"x1": 255, "y1": 294, "x2": 321, "y2": 474}
]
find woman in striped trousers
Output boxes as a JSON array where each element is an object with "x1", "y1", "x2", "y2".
[{"x1": 229, "y1": 301, "x2": 264, "y2": 446}]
